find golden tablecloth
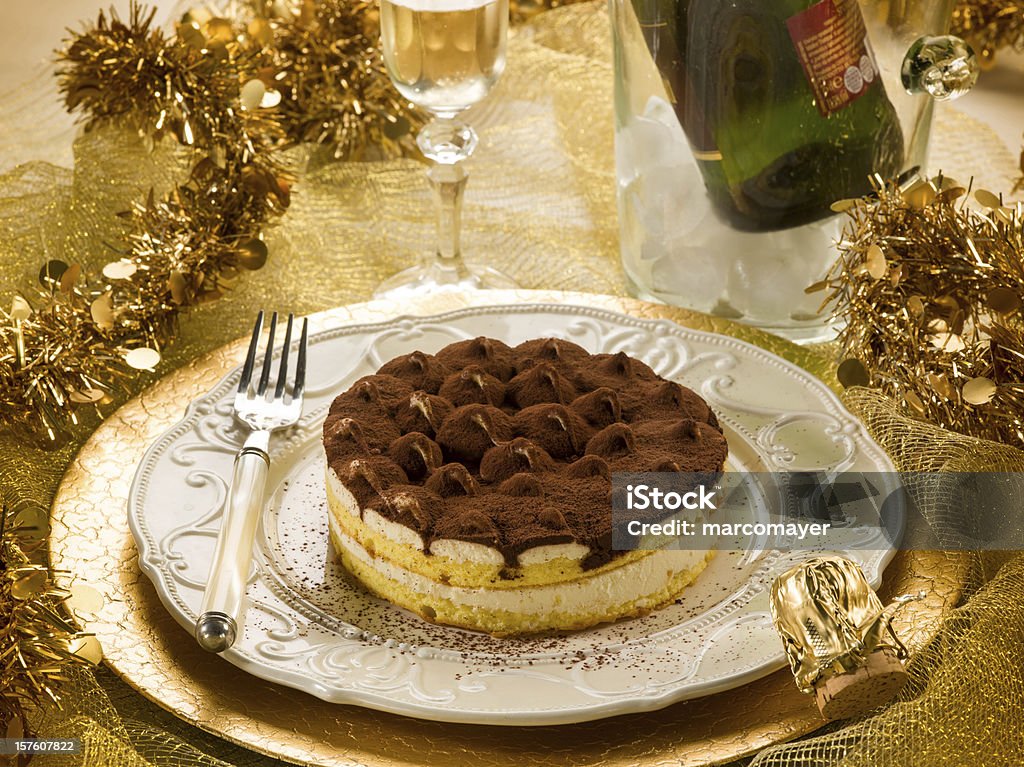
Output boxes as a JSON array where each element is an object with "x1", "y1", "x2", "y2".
[{"x1": 2, "y1": 3, "x2": 1023, "y2": 766}]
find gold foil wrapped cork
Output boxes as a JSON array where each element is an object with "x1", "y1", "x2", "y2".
[{"x1": 770, "y1": 556, "x2": 924, "y2": 720}]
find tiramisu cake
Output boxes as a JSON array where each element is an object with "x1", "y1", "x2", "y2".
[{"x1": 323, "y1": 337, "x2": 728, "y2": 635}]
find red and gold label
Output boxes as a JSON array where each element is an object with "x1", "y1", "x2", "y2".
[{"x1": 786, "y1": 0, "x2": 878, "y2": 117}]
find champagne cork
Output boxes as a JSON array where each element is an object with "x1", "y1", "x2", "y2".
[
  {"x1": 770, "y1": 556, "x2": 924, "y2": 721},
  {"x1": 814, "y1": 647, "x2": 909, "y2": 720}
]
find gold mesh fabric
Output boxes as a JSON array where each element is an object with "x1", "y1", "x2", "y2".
[
  {"x1": 842, "y1": 388, "x2": 1024, "y2": 473},
  {"x1": 751, "y1": 556, "x2": 1024, "y2": 766},
  {"x1": 747, "y1": 388, "x2": 1024, "y2": 767},
  {"x1": 0, "y1": 2, "x2": 1022, "y2": 766}
]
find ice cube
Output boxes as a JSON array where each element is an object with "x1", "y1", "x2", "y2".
[
  {"x1": 726, "y1": 218, "x2": 841, "y2": 322},
  {"x1": 648, "y1": 235, "x2": 730, "y2": 311}
]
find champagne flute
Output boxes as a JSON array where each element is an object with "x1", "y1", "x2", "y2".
[{"x1": 375, "y1": 0, "x2": 518, "y2": 295}]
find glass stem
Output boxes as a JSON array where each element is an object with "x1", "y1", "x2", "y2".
[
  {"x1": 416, "y1": 116, "x2": 478, "y2": 283},
  {"x1": 428, "y1": 161, "x2": 470, "y2": 278}
]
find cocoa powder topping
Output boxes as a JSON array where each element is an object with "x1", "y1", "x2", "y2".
[{"x1": 323, "y1": 337, "x2": 727, "y2": 568}]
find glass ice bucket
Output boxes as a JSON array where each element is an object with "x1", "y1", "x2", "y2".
[{"x1": 612, "y1": 0, "x2": 978, "y2": 342}]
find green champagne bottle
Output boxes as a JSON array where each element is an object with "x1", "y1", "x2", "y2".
[{"x1": 640, "y1": 0, "x2": 905, "y2": 231}]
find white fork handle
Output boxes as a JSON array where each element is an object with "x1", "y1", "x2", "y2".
[{"x1": 195, "y1": 430, "x2": 270, "y2": 652}]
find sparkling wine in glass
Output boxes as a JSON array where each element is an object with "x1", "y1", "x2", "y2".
[{"x1": 375, "y1": 0, "x2": 519, "y2": 295}]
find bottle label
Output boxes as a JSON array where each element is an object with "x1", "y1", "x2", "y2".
[{"x1": 786, "y1": 0, "x2": 878, "y2": 118}]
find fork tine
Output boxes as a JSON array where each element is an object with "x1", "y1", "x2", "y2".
[
  {"x1": 256, "y1": 312, "x2": 278, "y2": 396},
  {"x1": 293, "y1": 318, "x2": 308, "y2": 400},
  {"x1": 274, "y1": 314, "x2": 295, "y2": 399},
  {"x1": 238, "y1": 311, "x2": 264, "y2": 394}
]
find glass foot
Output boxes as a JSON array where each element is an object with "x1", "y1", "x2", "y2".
[{"x1": 374, "y1": 260, "x2": 518, "y2": 299}]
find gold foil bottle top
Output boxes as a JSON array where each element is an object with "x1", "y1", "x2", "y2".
[{"x1": 770, "y1": 555, "x2": 924, "y2": 715}]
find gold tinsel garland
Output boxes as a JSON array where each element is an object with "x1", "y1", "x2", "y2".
[
  {"x1": 0, "y1": 503, "x2": 95, "y2": 731},
  {"x1": 0, "y1": 0, "x2": 424, "y2": 443},
  {"x1": 245, "y1": 0, "x2": 424, "y2": 158},
  {"x1": 953, "y1": 0, "x2": 1024, "y2": 63},
  {"x1": 0, "y1": 3, "x2": 292, "y2": 443},
  {"x1": 821, "y1": 177, "x2": 1024, "y2": 447}
]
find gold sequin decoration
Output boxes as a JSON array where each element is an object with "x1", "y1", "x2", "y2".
[{"x1": 823, "y1": 175, "x2": 1024, "y2": 447}]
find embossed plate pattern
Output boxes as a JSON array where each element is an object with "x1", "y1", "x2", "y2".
[{"x1": 125, "y1": 303, "x2": 896, "y2": 725}]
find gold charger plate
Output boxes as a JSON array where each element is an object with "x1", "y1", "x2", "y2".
[{"x1": 50, "y1": 290, "x2": 969, "y2": 767}]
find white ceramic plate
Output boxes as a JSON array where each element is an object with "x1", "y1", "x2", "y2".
[{"x1": 128, "y1": 304, "x2": 896, "y2": 725}]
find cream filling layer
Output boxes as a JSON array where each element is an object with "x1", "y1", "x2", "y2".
[
  {"x1": 329, "y1": 513, "x2": 711, "y2": 617},
  {"x1": 327, "y1": 467, "x2": 596, "y2": 567}
]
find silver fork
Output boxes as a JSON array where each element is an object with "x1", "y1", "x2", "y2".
[{"x1": 195, "y1": 311, "x2": 308, "y2": 653}]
